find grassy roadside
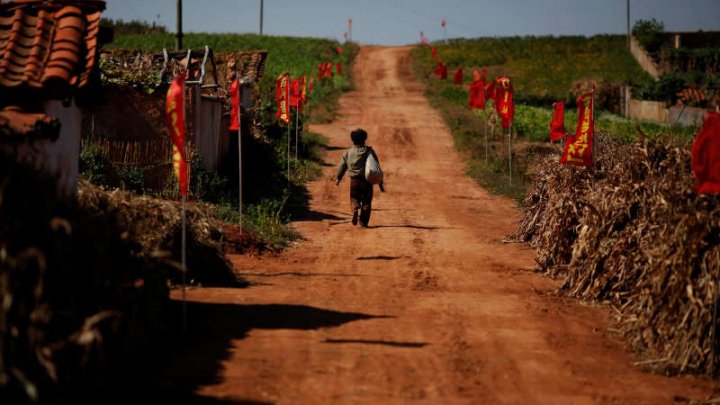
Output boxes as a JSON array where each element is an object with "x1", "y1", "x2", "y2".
[{"x1": 410, "y1": 38, "x2": 699, "y2": 205}]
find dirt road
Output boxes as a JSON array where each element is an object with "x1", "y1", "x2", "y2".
[{"x1": 169, "y1": 46, "x2": 713, "y2": 403}]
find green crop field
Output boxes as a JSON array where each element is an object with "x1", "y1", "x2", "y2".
[
  {"x1": 411, "y1": 35, "x2": 698, "y2": 202},
  {"x1": 413, "y1": 35, "x2": 653, "y2": 104}
]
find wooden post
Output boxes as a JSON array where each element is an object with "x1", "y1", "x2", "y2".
[{"x1": 176, "y1": 0, "x2": 183, "y2": 50}]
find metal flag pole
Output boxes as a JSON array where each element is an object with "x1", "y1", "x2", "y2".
[
  {"x1": 236, "y1": 72, "x2": 243, "y2": 233},
  {"x1": 484, "y1": 114, "x2": 488, "y2": 163},
  {"x1": 508, "y1": 124, "x2": 512, "y2": 187},
  {"x1": 713, "y1": 276, "x2": 719, "y2": 377},
  {"x1": 180, "y1": 74, "x2": 189, "y2": 335},
  {"x1": 295, "y1": 102, "x2": 299, "y2": 161},
  {"x1": 287, "y1": 75, "x2": 291, "y2": 187},
  {"x1": 181, "y1": 192, "x2": 187, "y2": 334}
]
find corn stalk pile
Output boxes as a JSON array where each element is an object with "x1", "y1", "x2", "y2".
[
  {"x1": 76, "y1": 181, "x2": 240, "y2": 287},
  {"x1": 0, "y1": 156, "x2": 165, "y2": 401},
  {"x1": 514, "y1": 134, "x2": 720, "y2": 375}
]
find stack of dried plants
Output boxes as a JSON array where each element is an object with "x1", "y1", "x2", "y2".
[{"x1": 515, "y1": 134, "x2": 720, "y2": 374}]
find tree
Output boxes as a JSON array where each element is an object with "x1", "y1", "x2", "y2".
[{"x1": 632, "y1": 19, "x2": 666, "y2": 57}]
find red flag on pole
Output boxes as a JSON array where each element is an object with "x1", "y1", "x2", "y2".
[
  {"x1": 166, "y1": 74, "x2": 188, "y2": 196},
  {"x1": 560, "y1": 89, "x2": 595, "y2": 166},
  {"x1": 422, "y1": 33, "x2": 429, "y2": 45},
  {"x1": 275, "y1": 72, "x2": 290, "y2": 125},
  {"x1": 336, "y1": 61, "x2": 342, "y2": 75},
  {"x1": 441, "y1": 18, "x2": 446, "y2": 27},
  {"x1": 432, "y1": 47, "x2": 437, "y2": 60},
  {"x1": 229, "y1": 78, "x2": 240, "y2": 131},
  {"x1": 290, "y1": 77, "x2": 301, "y2": 109},
  {"x1": 494, "y1": 77, "x2": 514, "y2": 128},
  {"x1": 337, "y1": 46, "x2": 343, "y2": 54},
  {"x1": 484, "y1": 79, "x2": 495, "y2": 102},
  {"x1": 434, "y1": 61, "x2": 447, "y2": 80},
  {"x1": 549, "y1": 101, "x2": 568, "y2": 142},
  {"x1": 453, "y1": 67, "x2": 463, "y2": 85},
  {"x1": 692, "y1": 111, "x2": 720, "y2": 194},
  {"x1": 468, "y1": 80, "x2": 486, "y2": 110},
  {"x1": 300, "y1": 74, "x2": 307, "y2": 105}
]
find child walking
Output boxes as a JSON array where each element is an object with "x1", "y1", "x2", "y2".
[{"x1": 336, "y1": 129, "x2": 385, "y2": 227}]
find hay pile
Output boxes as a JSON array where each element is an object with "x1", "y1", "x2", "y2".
[
  {"x1": 514, "y1": 133, "x2": 720, "y2": 375},
  {"x1": 77, "y1": 181, "x2": 241, "y2": 286}
]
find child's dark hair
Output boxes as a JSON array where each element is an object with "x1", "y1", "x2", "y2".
[{"x1": 350, "y1": 128, "x2": 368, "y2": 145}]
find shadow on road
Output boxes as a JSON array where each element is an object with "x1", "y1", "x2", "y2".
[
  {"x1": 370, "y1": 224, "x2": 446, "y2": 230},
  {"x1": 117, "y1": 302, "x2": 391, "y2": 403},
  {"x1": 356, "y1": 255, "x2": 403, "y2": 261},
  {"x1": 238, "y1": 271, "x2": 364, "y2": 278},
  {"x1": 324, "y1": 338, "x2": 428, "y2": 348}
]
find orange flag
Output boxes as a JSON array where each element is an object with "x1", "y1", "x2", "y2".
[
  {"x1": 275, "y1": 72, "x2": 290, "y2": 125},
  {"x1": 166, "y1": 74, "x2": 189, "y2": 196},
  {"x1": 560, "y1": 89, "x2": 595, "y2": 167},
  {"x1": 692, "y1": 111, "x2": 720, "y2": 194}
]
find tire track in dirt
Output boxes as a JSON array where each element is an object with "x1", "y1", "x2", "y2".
[{"x1": 167, "y1": 46, "x2": 713, "y2": 404}]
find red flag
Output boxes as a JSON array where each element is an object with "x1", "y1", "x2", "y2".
[
  {"x1": 494, "y1": 77, "x2": 514, "y2": 128},
  {"x1": 434, "y1": 61, "x2": 447, "y2": 80},
  {"x1": 290, "y1": 77, "x2": 301, "y2": 109},
  {"x1": 166, "y1": 74, "x2": 188, "y2": 197},
  {"x1": 549, "y1": 101, "x2": 567, "y2": 142},
  {"x1": 432, "y1": 47, "x2": 437, "y2": 60},
  {"x1": 482, "y1": 67, "x2": 487, "y2": 83},
  {"x1": 337, "y1": 46, "x2": 343, "y2": 54},
  {"x1": 422, "y1": 34, "x2": 429, "y2": 45},
  {"x1": 325, "y1": 62, "x2": 333, "y2": 78},
  {"x1": 441, "y1": 18, "x2": 446, "y2": 28},
  {"x1": 348, "y1": 18, "x2": 352, "y2": 31},
  {"x1": 336, "y1": 61, "x2": 342, "y2": 75},
  {"x1": 560, "y1": 89, "x2": 595, "y2": 167},
  {"x1": 692, "y1": 112, "x2": 720, "y2": 194},
  {"x1": 468, "y1": 80, "x2": 486, "y2": 110},
  {"x1": 275, "y1": 72, "x2": 290, "y2": 125},
  {"x1": 484, "y1": 79, "x2": 495, "y2": 102},
  {"x1": 229, "y1": 78, "x2": 240, "y2": 131},
  {"x1": 300, "y1": 74, "x2": 307, "y2": 105},
  {"x1": 453, "y1": 67, "x2": 463, "y2": 85}
]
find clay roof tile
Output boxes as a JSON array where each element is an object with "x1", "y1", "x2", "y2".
[{"x1": 0, "y1": 0, "x2": 106, "y2": 93}]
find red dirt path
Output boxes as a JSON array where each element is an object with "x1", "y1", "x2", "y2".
[{"x1": 168, "y1": 46, "x2": 714, "y2": 404}]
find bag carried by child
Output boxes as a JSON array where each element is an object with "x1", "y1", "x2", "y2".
[{"x1": 365, "y1": 148, "x2": 383, "y2": 185}]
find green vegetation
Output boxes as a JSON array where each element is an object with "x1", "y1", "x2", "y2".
[
  {"x1": 411, "y1": 35, "x2": 694, "y2": 203},
  {"x1": 105, "y1": 33, "x2": 357, "y2": 122},
  {"x1": 87, "y1": 33, "x2": 358, "y2": 246},
  {"x1": 414, "y1": 35, "x2": 652, "y2": 105},
  {"x1": 632, "y1": 18, "x2": 665, "y2": 57}
]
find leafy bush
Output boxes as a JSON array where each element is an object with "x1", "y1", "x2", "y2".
[
  {"x1": 79, "y1": 142, "x2": 111, "y2": 185},
  {"x1": 632, "y1": 19, "x2": 666, "y2": 58}
]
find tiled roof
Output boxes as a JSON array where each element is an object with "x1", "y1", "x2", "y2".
[
  {"x1": 0, "y1": 0, "x2": 106, "y2": 91},
  {"x1": 0, "y1": 105, "x2": 60, "y2": 142}
]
